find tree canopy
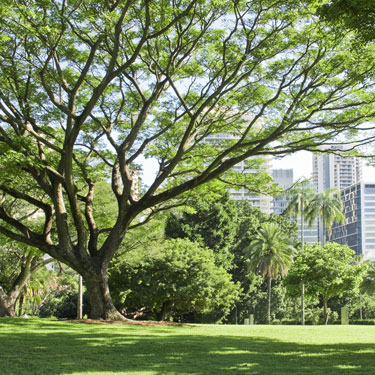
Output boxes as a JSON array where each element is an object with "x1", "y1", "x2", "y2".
[
  {"x1": 319, "y1": 0, "x2": 375, "y2": 42},
  {"x1": 109, "y1": 238, "x2": 241, "y2": 321},
  {"x1": 305, "y1": 187, "x2": 345, "y2": 242},
  {"x1": 247, "y1": 222, "x2": 296, "y2": 323},
  {"x1": 284, "y1": 242, "x2": 366, "y2": 324},
  {"x1": 1, "y1": 0, "x2": 375, "y2": 318},
  {"x1": 165, "y1": 193, "x2": 238, "y2": 269}
]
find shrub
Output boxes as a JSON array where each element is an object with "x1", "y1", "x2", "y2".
[{"x1": 39, "y1": 288, "x2": 90, "y2": 319}]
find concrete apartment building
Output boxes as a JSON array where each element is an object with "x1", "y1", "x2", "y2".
[
  {"x1": 312, "y1": 151, "x2": 362, "y2": 191},
  {"x1": 228, "y1": 157, "x2": 273, "y2": 213},
  {"x1": 207, "y1": 132, "x2": 273, "y2": 214}
]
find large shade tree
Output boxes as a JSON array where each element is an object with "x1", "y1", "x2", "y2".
[
  {"x1": 319, "y1": 0, "x2": 375, "y2": 42},
  {"x1": 1, "y1": 1, "x2": 375, "y2": 319},
  {"x1": 247, "y1": 222, "x2": 296, "y2": 324}
]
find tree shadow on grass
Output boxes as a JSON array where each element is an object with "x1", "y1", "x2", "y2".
[{"x1": 1, "y1": 319, "x2": 375, "y2": 375}]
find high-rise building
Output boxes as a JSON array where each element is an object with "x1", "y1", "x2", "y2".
[
  {"x1": 330, "y1": 182, "x2": 375, "y2": 260},
  {"x1": 227, "y1": 157, "x2": 273, "y2": 213},
  {"x1": 272, "y1": 169, "x2": 294, "y2": 215},
  {"x1": 312, "y1": 151, "x2": 362, "y2": 192},
  {"x1": 272, "y1": 169, "x2": 318, "y2": 244},
  {"x1": 207, "y1": 132, "x2": 273, "y2": 213},
  {"x1": 312, "y1": 149, "x2": 362, "y2": 243}
]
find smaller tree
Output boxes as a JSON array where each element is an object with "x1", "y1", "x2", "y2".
[
  {"x1": 0, "y1": 238, "x2": 52, "y2": 317},
  {"x1": 284, "y1": 242, "x2": 366, "y2": 324},
  {"x1": 165, "y1": 193, "x2": 238, "y2": 270},
  {"x1": 247, "y1": 222, "x2": 296, "y2": 324},
  {"x1": 109, "y1": 238, "x2": 241, "y2": 321},
  {"x1": 284, "y1": 184, "x2": 315, "y2": 325}
]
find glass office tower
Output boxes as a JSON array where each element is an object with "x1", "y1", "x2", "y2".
[{"x1": 331, "y1": 182, "x2": 375, "y2": 260}]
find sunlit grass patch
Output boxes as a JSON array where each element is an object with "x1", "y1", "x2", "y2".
[{"x1": 1, "y1": 318, "x2": 375, "y2": 375}]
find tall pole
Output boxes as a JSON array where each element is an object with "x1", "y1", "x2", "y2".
[
  {"x1": 77, "y1": 274, "x2": 83, "y2": 320},
  {"x1": 301, "y1": 199, "x2": 305, "y2": 326}
]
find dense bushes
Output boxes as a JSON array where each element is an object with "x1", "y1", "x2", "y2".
[
  {"x1": 109, "y1": 238, "x2": 241, "y2": 321},
  {"x1": 39, "y1": 288, "x2": 90, "y2": 319}
]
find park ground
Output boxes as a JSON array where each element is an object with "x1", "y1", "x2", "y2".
[{"x1": 1, "y1": 318, "x2": 375, "y2": 375}]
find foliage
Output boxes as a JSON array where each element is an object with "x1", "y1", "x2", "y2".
[
  {"x1": 17, "y1": 266, "x2": 53, "y2": 316},
  {"x1": 109, "y1": 238, "x2": 241, "y2": 321},
  {"x1": 305, "y1": 188, "x2": 345, "y2": 240},
  {"x1": 164, "y1": 197, "x2": 298, "y2": 323},
  {"x1": 284, "y1": 184, "x2": 316, "y2": 235},
  {"x1": 226, "y1": 200, "x2": 297, "y2": 322},
  {"x1": 284, "y1": 242, "x2": 367, "y2": 323},
  {"x1": 246, "y1": 277, "x2": 299, "y2": 324},
  {"x1": 0, "y1": 236, "x2": 53, "y2": 317},
  {"x1": 2, "y1": 0, "x2": 375, "y2": 319},
  {"x1": 347, "y1": 261, "x2": 375, "y2": 320},
  {"x1": 39, "y1": 288, "x2": 90, "y2": 319},
  {"x1": 37, "y1": 264, "x2": 90, "y2": 318},
  {"x1": 247, "y1": 221, "x2": 296, "y2": 323},
  {"x1": 360, "y1": 261, "x2": 375, "y2": 296},
  {"x1": 283, "y1": 183, "x2": 317, "y2": 324},
  {"x1": 350, "y1": 319, "x2": 375, "y2": 325},
  {"x1": 0, "y1": 239, "x2": 41, "y2": 292},
  {"x1": 319, "y1": 0, "x2": 375, "y2": 42},
  {"x1": 248, "y1": 222, "x2": 296, "y2": 280},
  {"x1": 165, "y1": 193, "x2": 238, "y2": 269}
]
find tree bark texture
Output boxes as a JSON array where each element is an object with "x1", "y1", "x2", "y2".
[
  {"x1": 0, "y1": 287, "x2": 17, "y2": 317},
  {"x1": 82, "y1": 265, "x2": 125, "y2": 321},
  {"x1": 267, "y1": 277, "x2": 272, "y2": 324},
  {"x1": 0, "y1": 253, "x2": 36, "y2": 317}
]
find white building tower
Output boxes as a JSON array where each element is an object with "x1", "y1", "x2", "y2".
[
  {"x1": 312, "y1": 151, "x2": 362, "y2": 192},
  {"x1": 312, "y1": 148, "x2": 362, "y2": 243}
]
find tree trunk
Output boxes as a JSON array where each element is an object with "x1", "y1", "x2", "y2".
[
  {"x1": 155, "y1": 301, "x2": 170, "y2": 321},
  {"x1": 0, "y1": 257, "x2": 34, "y2": 317},
  {"x1": 322, "y1": 213, "x2": 326, "y2": 245},
  {"x1": 82, "y1": 266, "x2": 125, "y2": 321},
  {"x1": 18, "y1": 293, "x2": 25, "y2": 316},
  {"x1": 267, "y1": 277, "x2": 272, "y2": 324},
  {"x1": 0, "y1": 287, "x2": 17, "y2": 317}
]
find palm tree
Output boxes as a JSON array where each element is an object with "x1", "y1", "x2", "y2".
[
  {"x1": 305, "y1": 188, "x2": 346, "y2": 244},
  {"x1": 284, "y1": 186, "x2": 314, "y2": 248},
  {"x1": 284, "y1": 186, "x2": 314, "y2": 325},
  {"x1": 248, "y1": 222, "x2": 296, "y2": 324}
]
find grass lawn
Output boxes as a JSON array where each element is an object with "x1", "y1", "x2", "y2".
[{"x1": 1, "y1": 319, "x2": 375, "y2": 375}]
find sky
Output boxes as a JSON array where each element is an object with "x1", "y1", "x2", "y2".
[
  {"x1": 141, "y1": 150, "x2": 375, "y2": 187},
  {"x1": 272, "y1": 151, "x2": 313, "y2": 180},
  {"x1": 272, "y1": 151, "x2": 375, "y2": 182}
]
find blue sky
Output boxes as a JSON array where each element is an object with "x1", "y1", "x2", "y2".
[{"x1": 141, "y1": 150, "x2": 375, "y2": 188}]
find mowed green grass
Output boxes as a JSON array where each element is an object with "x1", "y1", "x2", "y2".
[{"x1": 1, "y1": 319, "x2": 375, "y2": 375}]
